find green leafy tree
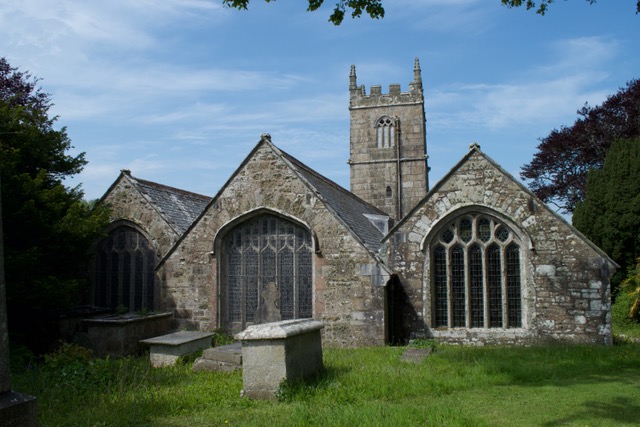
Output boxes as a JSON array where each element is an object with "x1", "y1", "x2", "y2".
[
  {"x1": 522, "y1": 80, "x2": 640, "y2": 213},
  {"x1": 0, "y1": 57, "x2": 110, "y2": 352},
  {"x1": 222, "y1": 0, "x2": 639, "y2": 25},
  {"x1": 572, "y1": 137, "x2": 640, "y2": 287},
  {"x1": 223, "y1": 0, "x2": 383, "y2": 25},
  {"x1": 621, "y1": 258, "x2": 640, "y2": 321}
]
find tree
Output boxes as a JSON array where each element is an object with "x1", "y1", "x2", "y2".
[
  {"x1": 521, "y1": 79, "x2": 640, "y2": 213},
  {"x1": 222, "y1": 0, "x2": 639, "y2": 24},
  {"x1": 223, "y1": 0, "x2": 384, "y2": 25},
  {"x1": 621, "y1": 257, "x2": 640, "y2": 321},
  {"x1": 572, "y1": 137, "x2": 640, "y2": 287},
  {"x1": 500, "y1": 0, "x2": 640, "y2": 15},
  {"x1": 0, "y1": 57, "x2": 110, "y2": 352}
]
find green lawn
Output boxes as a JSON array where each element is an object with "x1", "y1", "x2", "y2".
[{"x1": 12, "y1": 342, "x2": 640, "y2": 426}]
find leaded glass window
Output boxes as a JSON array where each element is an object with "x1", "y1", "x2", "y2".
[
  {"x1": 451, "y1": 245, "x2": 465, "y2": 327},
  {"x1": 506, "y1": 243, "x2": 522, "y2": 328},
  {"x1": 221, "y1": 214, "x2": 313, "y2": 331},
  {"x1": 469, "y1": 244, "x2": 483, "y2": 327},
  {"x1": 433, "y1": 245, "x2": 448, "y2": 327},
  {"x1": 92, "y1": 226, "x2": 157, "y2": 312},
  {"x1": 430, "y1": 214, "x2": 523, "y2": 329},
  {"x1": 488, "y1": 244, "x2": 502, "y2": 327}
]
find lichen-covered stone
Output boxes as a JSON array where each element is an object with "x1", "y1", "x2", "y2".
[{"x1": 385, "y1": 148, "x2": 615, "y2": 345}]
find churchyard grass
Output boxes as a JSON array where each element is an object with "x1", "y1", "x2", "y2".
[{"x1": 11, "y1": 341, "x2": 640, "y2": 426}]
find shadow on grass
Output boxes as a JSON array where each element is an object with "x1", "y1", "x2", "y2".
[
  {"x1": 433, "y1": 341, "x2": 640, "y2": 389},
  {"x1": 277, "y1": 364, "x2": 353, "y2": 401},
  {"x1": 543, "y1": 396, "x2": 640, "y2": 426}
]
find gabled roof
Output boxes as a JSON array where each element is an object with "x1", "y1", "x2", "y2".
[
  {"x1": 108, "y1": 171, "x2": 211, "y2": 235},
  {"x1": 131, "y1": 176, "x2": 211, "y2": 234},
  {"x1": 274, "y1": 142, "x2": 389, "y2": 254},
  {"x1": 384, "y1": 144, "x2": 617, "y2": 267},
  {"x1": 156, "y1": 135, "x2": 391, "y2": 267}
]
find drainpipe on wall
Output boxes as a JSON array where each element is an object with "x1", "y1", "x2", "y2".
[{"x1": 394, "y1": 116, "x2": 402, "y2": 220}]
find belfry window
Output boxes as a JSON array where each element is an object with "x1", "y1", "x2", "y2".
[
  {"x1": 376, "y1": 116, "x2": 395, "y2": 148},
  {"x1": 431, "y1": 214, "x2": 522, "y2": 329},
  {"x1": 92, "y1": 225, "x2": 157, "y2": 312},
  {"x1": 221, "y1": 214, "x2": 313, "y2": 331}
]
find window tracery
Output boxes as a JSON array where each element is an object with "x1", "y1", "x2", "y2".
[
  {"x1": 221, "y1": 214, "x2": 313, "y2": 330},
  {"x1": 431, "y1": 213, "x2": 522, "y2": 329},
  {"x1": 375, "y1": 116, "x2": 395, "y2": 148},
  {"x1": 92, "y1": 225, "x2": 157, "y2": 312}
]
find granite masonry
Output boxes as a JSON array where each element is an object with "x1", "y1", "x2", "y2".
[{"x1": 93, "y1": 59, "x2": 616, "y2": 348}]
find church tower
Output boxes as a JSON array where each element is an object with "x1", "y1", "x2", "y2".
[{"x1": 348, "y1": 58, "x2": 429, "y2": 220}]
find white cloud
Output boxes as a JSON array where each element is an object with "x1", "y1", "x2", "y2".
[
  {"x1": 427, "y1": 36, "x2": 617, "y2": 132},
  {"x1": 545, "y1": 36, "x2": 619, "y2": 73},
  {"x1": 0, "y1": 0, "x2": 221, "y2": 48}
]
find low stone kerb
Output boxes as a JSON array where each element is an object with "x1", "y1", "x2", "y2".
[{"x1": 141, "y1": 330, "x2": 212, "y2": 346}]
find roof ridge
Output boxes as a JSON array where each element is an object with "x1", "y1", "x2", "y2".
[
  {"x1": 278, "y1": 148, "x2": 388, "y2": 217},
  {"x1": 133, "y1": 176, "x2": 211, "y2": 201}
]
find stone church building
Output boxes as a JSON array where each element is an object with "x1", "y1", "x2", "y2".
[{"x1": 95, "y1": 59, "x2": 616, "y2": 347}]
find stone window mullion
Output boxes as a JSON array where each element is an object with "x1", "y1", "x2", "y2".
[
  {"x1": 376, "y1": 116, "x2": 395, "y2": 148},
  {"x1": 293, "y1": 241, "x2": 298, "y2": 319},
  {"x1": 506, "y1": 243, "x2": 522, "y2": 328},
  {"x1": 464, "y1": 247, "x2": 471, "y2": 328},
  {"x1": 501, "y1": 246, "x2": 507, "y2": 328},
  {"x1": 446, "y1": 248, "x2": 452, "y2": 328},
  {"x1": 483, "y1": 245, "x2": 489, "y2": 328}
]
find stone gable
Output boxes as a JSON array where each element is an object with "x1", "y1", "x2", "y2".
[
  {"x1": 102, "y1": 173, "x2": 181, "y2": 256},
  {"x1": 93, "y1": 62, "x2": 616, "y2": 348},
  {"x1": 386, "y1": 147, "x2": 615, "y2": 345},
  {"x1": 159, "y1": 140, "x2": 389, "y2": 347}
]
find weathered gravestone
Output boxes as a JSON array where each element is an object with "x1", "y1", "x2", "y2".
[
  {"x1": 255, "y1": 282, "x2": 281, "y2": 324},
  {"x1": 235, "y1": 319, "x2": 324, "y2": 400}
]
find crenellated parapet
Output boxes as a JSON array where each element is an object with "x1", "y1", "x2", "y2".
[
  {"x1": 349, "y1": 58, "x2": 423, "y2": 109},
  {"x1": 348, "y1": 58, "x2": 429, "y2": 220}
]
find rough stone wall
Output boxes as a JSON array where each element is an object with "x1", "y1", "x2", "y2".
[
  {"x1": 387, "y1": 149, "x2": 614, "y2": 345},
  {"x1": 349, "y1": 74, "x2": 428, "y2": 219},
  {"x1": 102, "y1": 175, "x2": 180, "y2": 257},
  {"x1": 160, "y1": 143, "x2": 386, "y2": 347}
]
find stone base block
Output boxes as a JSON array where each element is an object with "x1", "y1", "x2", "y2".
[
  {"x1": 192, "y1": 358, "x2": 240, "y2": 373},
  {"x1": 0, "y1": 391, "x2": 37, "y2": 427},
  {"x1": 140, "y1": 331, "x2": 213, "y2": 367},
  {"x1": 235, "y1": 319, "x2": 324, "y2": 399},
  {"x1": 192, "y1": 343, "x2": 243, "y2": 373}
]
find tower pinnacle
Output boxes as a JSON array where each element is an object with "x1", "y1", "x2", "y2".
[
  {"x1": 413, "y1": 58, "x2": 422, "y2": 86},
  {"x1": 349, "y1": 64, "x2": 357, "y2": 91}
]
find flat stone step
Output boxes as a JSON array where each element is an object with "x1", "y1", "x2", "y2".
[
  {"x1": 202, "y1": 342, "x2": 243, "y2": 364},
  {"x1": 140, "y1": 331, "x2": 214, "y2": 367},
  {"x1": 193, "y1": 342, "x2": 242, "y2": 373},
  {"x1": 401, "y1": 347, "x2": 433, "y2": 363}
]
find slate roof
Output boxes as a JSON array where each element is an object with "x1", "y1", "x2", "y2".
[
  {"x1": 278, "y1": 148, "x2": 389, "y2": 254},
  {"x1": 130, "y1": 175, "x2": 211, "y2": 234}
]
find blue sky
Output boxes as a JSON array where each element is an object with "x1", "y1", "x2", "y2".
[{"x1": 1, "y1": 1, "x2": 638, "y2": 203}]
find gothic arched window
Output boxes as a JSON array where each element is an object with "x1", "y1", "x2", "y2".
[
  {"x1": 430, "y1": 214, "x2": 522, "y2": 329},
  {"x1": 375, "y1": 116, "x2": 395, "y2": 148},
  {"x1": 221, "y1": 214, "x2": 313, "y2": 331},
  {"x1": 92, "y1": 225, "x2": 157, "y2": 312}
]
